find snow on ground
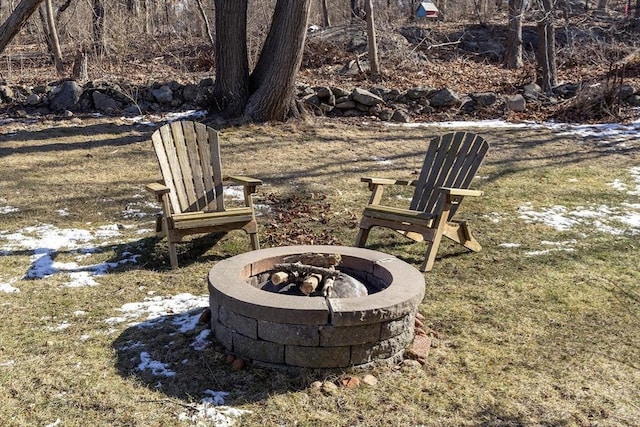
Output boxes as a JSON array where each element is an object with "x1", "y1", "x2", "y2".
[
  {"x1": 105, "y1": 292, "x2": 250, "y2": 426},
  {"x1": 0, "y1": 223, "x2": 142, "y2": 292},
  {"x1": 392, "y1": 117, "x2": 640, "y2": 144},
  {"x1": 516, "y1": 165, "x2": 640, "y2": 237},
  {"x1": 105, "y1": 293, "x2": 209, "y2": 330},
  {"x1": 177, "y1": 390, "x2": 252, "y2": 426}
]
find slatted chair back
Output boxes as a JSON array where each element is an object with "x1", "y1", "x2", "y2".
[
  {"x1": 410, "y1": 132, "x2": 489, "y2": 220},
  {"x1": 151, "y1": 121, "x2": 225, "y2": 215}
]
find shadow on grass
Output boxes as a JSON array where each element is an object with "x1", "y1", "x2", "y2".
[
  {"x1": 0, "y1": 120, "x2": 152, "y2": 157},
  {"x1": 363, "y1": 234, "x2": 481, "y2": 268},
  {"x1": 110, "y1": 306, "x2": 327, "y2": 406}
]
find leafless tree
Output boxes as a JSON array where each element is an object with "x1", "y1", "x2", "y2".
[
  {"x1": 505, "y1": 0, "x2": 526, "y2": 68},
  {"x1": 0, "y1": 0, "x2": 45, "y2": 54},
  {"x1": 536, "y1": 0, "x2": 557, "y2": 91},
  {"x1": 365, "y1": 0, "x2": 380, "y2": 81},
  {"x1": 212, "y1": 0, "x2": 313, "y2": 122}
]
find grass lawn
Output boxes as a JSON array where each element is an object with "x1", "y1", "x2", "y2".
[{"x1": 0, "y1": 115, "x2": 638, "y2": 426}]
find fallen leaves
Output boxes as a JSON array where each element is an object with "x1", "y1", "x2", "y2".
[{"x1": 261, "y1": 192, "x2": 341, "y2": 246}]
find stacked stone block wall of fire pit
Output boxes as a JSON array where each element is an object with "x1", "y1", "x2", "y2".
[{"x1": 208, "y1": 245, "x2": 425, "y2": 369}]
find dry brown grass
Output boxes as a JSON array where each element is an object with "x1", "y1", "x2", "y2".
[{"x1": 0, "y1": 116, "x2": 639, "y2": 426}]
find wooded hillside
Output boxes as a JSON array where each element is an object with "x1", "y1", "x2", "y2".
[{"x1": 0, "y1": 0, "x2": 639, "y2": 123}]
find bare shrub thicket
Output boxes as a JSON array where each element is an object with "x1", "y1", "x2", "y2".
[
  {"x1": 1, "y1": 0, "x2": 639, "y2": 122},
  {"x1": 0, "y1": 0, "x2": 501, "y2": 80}
]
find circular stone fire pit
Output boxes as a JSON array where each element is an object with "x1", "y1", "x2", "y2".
[{"x1": 208, "y1": 245, "x2": 425, "y2": 369}]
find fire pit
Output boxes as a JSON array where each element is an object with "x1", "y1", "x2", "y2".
[{"x1": 208, "y1": 245, "x2": 425, "y2": 369}]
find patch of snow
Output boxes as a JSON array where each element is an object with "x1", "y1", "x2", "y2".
[
  {"x1": 47, "y1": 321, "x2": 71, "y2": 332},
  {"x1": 44, "y1": 419, "x2": 61, "y2": 427},
  {"x1": 609, "y1": 179, "x2": 627, "y2": 192},
  {"x1": 525, "y1": 249, "x2": 552, "y2": 256},
  {"x1": 109, "y1": 293, "x2": 208, "y2": 330},
  {"x1": 499, "y1": 243, "x2": 521, "y2": 248},
  {"x1": 371, "y1": 156, "x2": 392, "y2": 165},
  {"x1": 0, "y1": 205, "x2": 19, "y2": 214},
  {"x1": 0, "y1": 279, "x2": 20, "y2": 293},
  {"x1": 137, "y1": 351, "x2": 175, "y2": 377},
  {"x1": 123, "y1": 110, "x2": 207, "y2": 127},
  {"x1": 0, "y1": 223, "x2": 142, "y2": 286},
  {"x1": 178, "y1": 390, "x2": 251, "y2": 426},
  {"x1": 517, "y1": 202, "x2": 638, "y2": 235},
  {"x1": 191, "y1": 329, "x2": 212, "y2": 351}
]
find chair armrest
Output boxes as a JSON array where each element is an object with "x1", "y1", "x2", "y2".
[
  {"x1": 361, "y1": 177, "x2": 413, "y2": 186},
  {"x1": 225, "y1": 176, "x2": 263, "y2": 198},
  {"x1": 146, "y1": 182, "x2": 171, "y2": 195},
  {"x1": 439, "y1": 187, "x2": 484, "y2": 197},
  {"x1": 225, "y1": 175, "x2": 263, "y2": 186},
  {"x1": 361, "y1": 177, "x2": 414, "y2": 206}
]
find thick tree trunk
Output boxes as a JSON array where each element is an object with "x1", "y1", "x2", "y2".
[
  {"x1": 244, "y1": 0, "x2": 312, "y2": 121},
  {"x1": 505, "y1": 0, "x2": 524, "y2": 69},
  {"x1": 0, "y1": 0, "x2": 45, "y2": 55},
  {"x1": 364, "y1": 0, "x2": 380, "y2": 81},
  {"x1": 212, "y1": 0, "x2": 249, "y2": 117},
  {"x1": 536, "y1": 0, "x2": 557, "y2": 92}
]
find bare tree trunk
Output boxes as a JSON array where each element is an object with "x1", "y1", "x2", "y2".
[
  {"x1": 72, "y1": 48, "x2": 88, "y2": 82},
  {"x1": 439, "y1": 0, "x2": 448, "y2": 21},
  {"x1": 38, "y1": 4, "x2": 53, "y2": 55},
  {"x1": 44, "y1": 0, "x2": 63, "y2": 74},
  {"x1": 55, "y1": 0, "x2": 72, "y2": 21},
  {"x1": 0, "y1": 0, "x2": 45, "y2": 55},
  {"x1": 364, "y1": 0, "x2": 380, "y2": 81},
  {"x1": 596, "y1": 0, "x2": 608, "y2": 11},
  {"x1": 142, "y1": 0, "x2": 151, "y2": 34},
  {"x1": 126, "y1": 0, "x2": 139, "y2": 15},
  {"x1": 212, "y1": 0, "x2": 249, "y2": 117},
  {"x1": 351, "y1": 0, "x2": 362, "y2": 21},
  {"x1": 245, "y1": 0, "x2": 312, "y2": 121},
  {"x1": 93, "y1": 0, "x2": 105, "y2": 55},
  {"x1": 195, "y1": 0, "x2": 214, "y2": 47},
  {"x1": 321, "y1": 0, "x2": 330, "y2": 27},
  {"x1": 536, "y1": 0, "x2": 557, "y2": 92},
  {"x1": 505, "y1": 0, "x2": 524, "y2": 69},
  {"x1": 635, "y1": 0, "x2": 640, "y2": 20}
]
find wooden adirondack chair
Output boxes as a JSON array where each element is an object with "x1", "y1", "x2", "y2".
[
  {"x1": 146, "y1": 120, "x2": 262, "y2": 268},
  {"x1": 355, "y1": 131, "x2": 489, "y2": 272}
]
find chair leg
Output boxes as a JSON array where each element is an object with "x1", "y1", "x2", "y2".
[
  {"x1": 420, "y1": 240, "x2": 438, "y2": 272},
  {"x1": 249, "y1": 232, "x2": 260, "y2": 250},
  {"x1": 355, "y1": 226, "x2": 370, "y2": 247},
  {"x1": 168, "y1": 240, "x2": 179, "y2": 269},
  {"x1": 421, "y1": 214, "x2": 449, "y2": 272},
  {"x1": 155, "y1": 214, "x2": 167, "y2": 238}
]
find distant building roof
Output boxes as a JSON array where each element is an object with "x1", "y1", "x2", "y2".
[{"x1": 416, "y1": 1, "x2": 439, "y2": 18}]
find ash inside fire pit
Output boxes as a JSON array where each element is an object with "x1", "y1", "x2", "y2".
[{"x1": 208, "y1": 245, "x2": 425, "y2": 369}]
